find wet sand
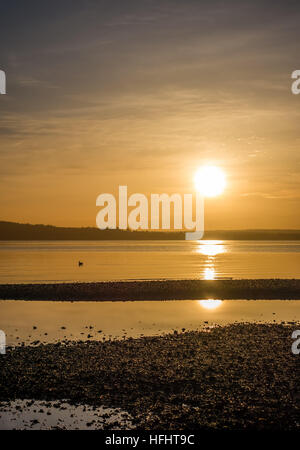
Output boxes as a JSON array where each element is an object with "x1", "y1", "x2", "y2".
[
  {"x1": 0, "y1": 279, "x2": 300, "y2": 301},
  {"x1": 1, "y1": 323, "x2": 299, "y2": 430}
]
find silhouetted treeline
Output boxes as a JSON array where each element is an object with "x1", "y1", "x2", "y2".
[
  {"x1": 0, "y1": 221, "x2": 183, "y2": 240},
  {"x1": 0, "y1": 221, "x2": 300, "y2": 240}
]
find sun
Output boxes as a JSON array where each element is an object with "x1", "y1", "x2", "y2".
[{"x1": 194, "y1": 165, "x2": 226, "y2": 197}]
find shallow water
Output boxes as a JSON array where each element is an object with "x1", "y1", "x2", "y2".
[
  {"x1": 0, "y1": 400, "x2": 133, "y2": 430},
  {"x1": 0, "y1": 299, "x2": 299, "y2": 346},
  {"x1": 0, "y1": 240, "x2": 300, "y2": 283}
]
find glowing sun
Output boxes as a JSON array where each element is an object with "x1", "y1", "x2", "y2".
[{"x1": 194, "y1": 165, "x2": 226, "y2": 197}]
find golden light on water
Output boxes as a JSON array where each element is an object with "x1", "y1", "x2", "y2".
[
  {"x1": 197, "y1": 240, "x2": 226, "y2": 256},
  {"x1": 204, "y1": 267, "x2": 215, "y2": 280},
  {"x1": 197, "y1": 241, "x2": 226, "y2": 280},
  {"x1": 194, "y1": 165, "x2": 226, "y2": 197},
  {"x1": 198, "y1": 299, "x2": 223, "y2": 310}
]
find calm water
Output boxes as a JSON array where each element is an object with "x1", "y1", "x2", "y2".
[
  {"x1": 0, "y1": 240, "x2": 299, "y2": 283},
  {"x1": 1, "y1": 300, "x2": 299, "y2": 346},
  {"x1": 0, "y1": 400, "x2": 133, "y2": 430}
]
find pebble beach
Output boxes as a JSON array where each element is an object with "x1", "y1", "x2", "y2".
[{"x1": 1, "y1": 323, "x2": 299, "y2": 430}]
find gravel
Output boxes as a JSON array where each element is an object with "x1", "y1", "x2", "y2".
[
  {"x1": 1, "y1": 323, "x2": 299, "y2": 430},
  {"x1": 0, "y1": 279, "x2": 299, "y2": 301}
]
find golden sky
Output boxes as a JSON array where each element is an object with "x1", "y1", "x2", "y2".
[{"x1": 0, "y1": 0, "x2": 300, "y2": 229}]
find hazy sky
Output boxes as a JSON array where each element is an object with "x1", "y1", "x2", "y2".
[{"x1": 0, "y1": 0, "x2": 300, "y2": 229}]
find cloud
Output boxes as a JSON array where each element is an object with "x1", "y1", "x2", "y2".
[{"x1": 0, "y1": 0, "x2": 300, "y2": 226}]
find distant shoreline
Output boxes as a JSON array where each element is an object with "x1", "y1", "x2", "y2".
[
  {"x1": 0, "y1": 279, "x2": 299, "y2": 301},
  {"x1": 1, "y1": 221, "x2": 300, "y2": 240}
]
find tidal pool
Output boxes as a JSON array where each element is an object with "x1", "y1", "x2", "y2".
[{"x1": 0, "y1": 400, "x2": 134, "y2": 430}]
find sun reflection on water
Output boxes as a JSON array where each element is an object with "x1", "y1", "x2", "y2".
[
  {"x1": 204, "y1": 267, "x2": 215, "y2": 280},
  {"x1": 197, "y1": 241, "x2": 226, "y2": 280},
  {"x1": 197, "y1": 240, "x2": 226, "y2": 256},
  {"x1": 198, "y1": 299, "x2": 223, "y2": 310}
]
